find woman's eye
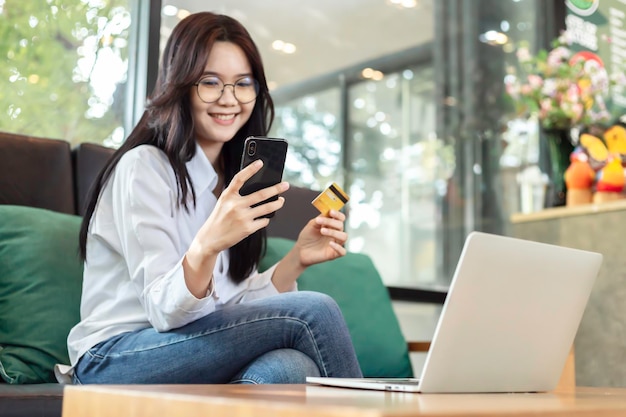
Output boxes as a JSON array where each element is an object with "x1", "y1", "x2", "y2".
[
  {"x1": 199, "y1": 78, "x2": 221, "y2": 88},
  {"x1": 236, "y1": 78, "x2": 253, "y2": 87}
]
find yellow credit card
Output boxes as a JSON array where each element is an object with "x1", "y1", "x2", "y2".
[{"x1": 312, "y1": 182, "x2": 349, "y2": 216}]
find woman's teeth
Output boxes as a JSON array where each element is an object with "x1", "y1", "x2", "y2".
[{"x1": 212, "y1": 114, "x2": 235, "y2": 120}]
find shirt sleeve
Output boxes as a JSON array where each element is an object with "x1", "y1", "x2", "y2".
[{"x1": 110, "y1": 149, "x2": 216, "y2": 332}]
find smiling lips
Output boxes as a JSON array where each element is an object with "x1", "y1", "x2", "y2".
[{"x1": 211, "y1": 113, "x2": 236, "y2": 125}]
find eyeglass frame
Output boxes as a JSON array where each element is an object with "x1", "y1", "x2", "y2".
[{"x1": 193, "y1": 76, "x2": 260, "y2": 104}]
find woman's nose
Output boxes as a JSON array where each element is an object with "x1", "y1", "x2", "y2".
[{"x1": 217, "y1": 84, "x2": 238, "y2": 105}]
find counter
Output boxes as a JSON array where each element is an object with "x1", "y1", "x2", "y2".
[{"x1": 508, "y1": 199, "x2": 626, "y2": 387}]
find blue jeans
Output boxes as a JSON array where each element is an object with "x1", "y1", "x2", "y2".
[{"x1": 73, "y1": 291, "x2": 363, "y2": 384}]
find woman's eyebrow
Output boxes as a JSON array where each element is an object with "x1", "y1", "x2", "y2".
[{"x1": 200, "y1": 71, "x2": 253, "y2": 78}]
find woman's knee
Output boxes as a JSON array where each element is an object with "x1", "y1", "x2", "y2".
[
  {"x1": 230, "y1": 349, "x2": 321, "y2": 384},
  {"x1": 296, "y1": 291, "x2": 347, "y2": 326},
  {"x1": 292, "y1": 291, "x2": 340, "y2": 314}
]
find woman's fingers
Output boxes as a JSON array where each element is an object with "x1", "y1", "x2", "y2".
[
  {"x1": 229, "y1": 159, "x2": 263, "y2": 194},
  {"x1": 249, "y1": 196, "x2": 286, "y2": 220},
  {"x1": 227, "y1": 159, "x2": 289, "y2": 209},
  {"x1": 315, "y1": 210, "x2": 345, "y2": 231}
]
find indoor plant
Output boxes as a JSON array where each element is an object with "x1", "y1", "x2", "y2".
[{"x1": 504, "y1": 31, "x2": 615, "y2": 206}]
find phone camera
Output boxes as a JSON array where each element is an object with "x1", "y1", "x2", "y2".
[{"x1": 247, "y1": 140, "x2": 257, "y2": 157}]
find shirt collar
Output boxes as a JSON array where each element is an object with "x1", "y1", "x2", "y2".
[{"x1": 186, "y1": 142, "x2": 218, "y2": 196}]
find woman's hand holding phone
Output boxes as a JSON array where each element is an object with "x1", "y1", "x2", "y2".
[
  {"x1": 239, "y1": 137, "x2": 288, "y2": 218},
  {"x1": 192, "y1": 160, "x2": 290, "y2": 256},
  {"x1": 185, "y1": 137, "x2": 289, "y2": 295},
  {"x1": 184, "y1": 162, "x2": 288, "y2": 297}
]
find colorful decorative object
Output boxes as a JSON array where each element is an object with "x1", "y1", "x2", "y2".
[
  {"x1": 505, "y1": 31, "x2": 613, "y2": 130},
  {"x1": 504, "y1": 31, "x2": 624, "y2": 207},
  {"x1": 574, "y1": 125, "x2": 626, "y2": 205},
  {"x1": 564, "y1": 148, "x2": 595, "y2": 206},
  {"x1": 580, "y1": 132, "x2": 610, "y2": 170},
  {"x1": 593, "y1": 158, "x2": 625, "y2": 203},
  {"x1": 603, "y1": 125, "x2": 626, "y2": 161}
]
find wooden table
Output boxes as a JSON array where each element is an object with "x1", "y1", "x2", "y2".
[{"x1": 62, "y1": 384, "x2": 626, "y2": 417}]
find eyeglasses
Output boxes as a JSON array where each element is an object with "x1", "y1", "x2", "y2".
[{"x1": 194, "y1": 76, "x2": 260, "y2": 104}]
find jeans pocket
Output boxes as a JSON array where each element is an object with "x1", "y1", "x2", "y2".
[{"x1": 85, "y1": 333, "x2": 128, "y2": 360}]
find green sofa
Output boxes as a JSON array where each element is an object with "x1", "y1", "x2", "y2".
[{"x1": 0, "y1": 132, "x2": 412, "y2": 416}]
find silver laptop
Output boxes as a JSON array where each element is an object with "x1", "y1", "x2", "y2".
[{"x1": 307, "y1": 231, "x2": 602, "y2": 393}]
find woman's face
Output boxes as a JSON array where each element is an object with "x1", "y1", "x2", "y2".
[{"x1": 190, "y1": 41, "x2": 256, "y2": 160}]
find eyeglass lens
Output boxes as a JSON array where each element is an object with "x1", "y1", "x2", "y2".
[{"x1": 196, "y1": 76, "x2": 259, "y2": 103}]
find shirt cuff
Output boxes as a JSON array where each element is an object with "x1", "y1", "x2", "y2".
[{"x1": 156, "y1": 257, "x2": 216, "y2": 313}]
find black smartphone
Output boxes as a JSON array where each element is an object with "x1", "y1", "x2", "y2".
[{"x1": 239, "y1": 136, "x2": 288, "y2": 218}]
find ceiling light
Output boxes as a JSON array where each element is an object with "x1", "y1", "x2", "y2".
[
  {"x1": 387, "y1": 0, "x2": 418, "y2": 9},
  {"x1": 361, "y1": 68, "x2": 384, "y2": 80},
  {"x1": 177, "y1": 9, "x2": 190, "y2": 20},
  {"x1": 282, "y1": 43, "x2": 296, "y2": 54},
  {"x1": 162, "y1": 5, "x2": 178, "y2": 17},
  {"x1": 272, "y1": 40, "x2": 297, "y2": 54},
  {"x1": 362, "y1": 68, "x2": 375, "y2": 78},
  {"x1": 272, "y1": 40, "x2": 285, "y2": 50}
]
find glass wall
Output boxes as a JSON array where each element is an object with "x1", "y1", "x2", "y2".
[
  {"x1": 272, "y1": 88, "x2": 344, "y2": 190},
  {"x1": 154, "y1": 0, "x2": 561, "y2": 291},
  {"x1": 0, "y1": 1, "x2": 563, "y2": 291},
  {"x1": 346, "y1": 66, "x2": 442, "y2": 287},
  {"x1": 0, "y1": 0, "x2": 148, "y2": 147}
]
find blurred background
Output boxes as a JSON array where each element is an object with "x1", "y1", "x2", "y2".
[{"x1": 0, "y1": 0, "x2": 563, "y2": 292}]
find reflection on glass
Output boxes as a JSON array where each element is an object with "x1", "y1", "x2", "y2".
[
  {"x1": 0, "y1": 1, "x2": 131, "y2": 146},
  {"x1": 499, "y1": 0, "x2": 543, "y2": 216},
  {"x1": 346, "y1": 66, "x2": 444, "y2": 288},
  {"x1": 272, "y1": 88, "x2": 343, "y2": 190}
]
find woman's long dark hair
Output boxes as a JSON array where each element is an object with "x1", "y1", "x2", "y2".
[{"x1": 79, "y1": 12, "x2": 275, "y2": 284}]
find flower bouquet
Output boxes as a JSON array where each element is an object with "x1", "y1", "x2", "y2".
[
  {"x1": 505, "y1": 31, "x2": 613, "y2": 130},
  {"x1": 504, "y1": 31, "x2": 620, "y2": 206}
]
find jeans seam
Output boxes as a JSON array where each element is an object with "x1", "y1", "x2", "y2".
[
  {"x1": 87, "y1": 316, "x2": 326, "y2": 374},
  {"x1": 72, "y1": 373, "x2": 83, "y2": 385},
  {"x1": 229, "y1": 378, "x2": 259, "y2": 384}
]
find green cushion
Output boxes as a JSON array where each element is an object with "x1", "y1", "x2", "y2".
[
  {"x1": 0, "y1": 205, "x2": 83, "y2": 384},
  {"x1": 260, "y1": 237, "x2": 413, "y2": 378}
]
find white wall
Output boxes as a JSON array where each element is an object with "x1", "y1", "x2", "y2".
[{"x1": 392, "y1": 300, "x2": 442, "y2": 377}]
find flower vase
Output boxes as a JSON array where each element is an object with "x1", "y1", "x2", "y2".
[{"x1": 541, "y1": 128, "x2": 576, "y2": 207}]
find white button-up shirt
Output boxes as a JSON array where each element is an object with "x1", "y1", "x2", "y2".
[{"x1": 67, "y1": 144, "x2": 292, "y2": 366}]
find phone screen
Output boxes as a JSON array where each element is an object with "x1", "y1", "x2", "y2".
[{"x1": 239, "y1": 136, "x2": 288, "y2": 217}]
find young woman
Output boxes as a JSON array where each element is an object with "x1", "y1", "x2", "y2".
[{"x1": 65, "y1": 12, "x2": 362, "y2": 384}]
